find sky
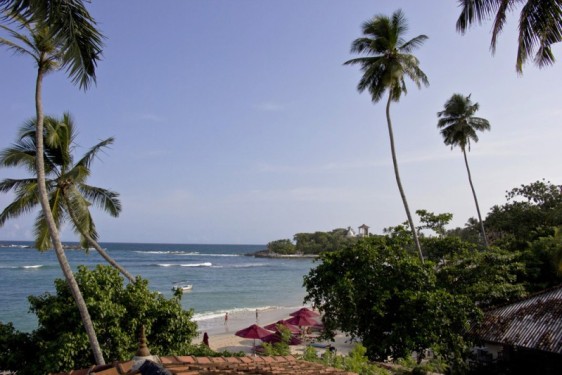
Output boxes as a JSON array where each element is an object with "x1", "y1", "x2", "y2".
[{"x1": 0, "y1": 0, "x2": 561, "y2": 245}]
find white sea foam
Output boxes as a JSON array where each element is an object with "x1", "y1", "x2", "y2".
[
  {"x1": 192, "y1": 305, "x2": 279, "y2": 322},
  {"x1": 156, "y1": 262, "x2": 212, "y2": 268},
  {"x1": 22, "y1": 265, "x2": 43, "y2": 269},
  {"x1": 135, "y1": 250, "x2": 200, "y2": 255}
]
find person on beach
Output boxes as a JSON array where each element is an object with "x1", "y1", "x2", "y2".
[
  {"x1": 203, "y1": 332, "x2": 209, "y2": 347},
  {"x1": 224, "y1": 312, "x2": 228, "y2": 325},
  {"x1": 255, "y1": 309, "x2": 259, "y2": 322}
]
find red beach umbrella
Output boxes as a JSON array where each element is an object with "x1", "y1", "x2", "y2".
[
  {"x1": 286, "y1": 314, "x2": 318, "y2": 327},
  {"x1": 289, "y1": 307, "x2": 320, "y2": 318},
  {"x1": 235, "y1": 324, "x2": 272, "y2": 352},
  {"x1": 264, "y1": 320, "x2": 301, "y2": 334}
]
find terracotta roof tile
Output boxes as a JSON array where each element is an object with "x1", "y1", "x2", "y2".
[{"x1": 54, "y1": 355, "x2": 355, "y2": 374}]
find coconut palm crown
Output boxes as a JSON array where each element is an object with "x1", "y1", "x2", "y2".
[
  {"x1": 456, "y1": 0, "x2": 562, "y2": 73},
  {"x1": 344, "y1": 9, "x2": 428, "y2": 262},
  {"x1": 0, "y1": 113, "x2": 121, "y2": 250},
  {"x1": 437, "y1": 94, "x2": 491, "y2": 151},
  {"x1": 1, "y1": 0, "x2": 103, "y2": 89}
]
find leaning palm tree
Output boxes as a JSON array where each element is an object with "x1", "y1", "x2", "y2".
[
  {"x1": 344, "y1": 9, "x2": 429, "y2": 263},
  {"x1": 0, "y1": 113, "x2": 136, "y2": 282},
  {"x1": 0, "y1": 8, "x2": 105, "y2": 364},
  {"x1": 456, "y1": 0, "x2": 562, "y2": 73},
  {"x1": 437, "y1": 93, "x2": 491, "y2": 248}
]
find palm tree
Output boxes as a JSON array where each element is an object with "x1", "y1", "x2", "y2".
[
  {"x1": 456, "y1": 0, "x2": 562, "y2": 73},
  {"x1": 0, "y1": 8, "x2": 105, "y2": 364},
  {"x1": 437, "y1": 93, "x2": 491, "y2": 248},
  {"x1": 0, "y1": 113, "x2": 136, "y2": 282},
  {"x1": 344, "y1": 9, "x2": 429, "y2": 263}
]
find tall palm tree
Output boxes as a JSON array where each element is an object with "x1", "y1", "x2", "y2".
[
  {"x1": 437, "y1": 93, "x2": 491, "y2": 248},
  {"x1": 0, "y1": 7, "x2": 105, "y2": 364},
  {"x1": 344, "y1": 9, "x2": 429, "y2": 263},
  {"x1": 0, "y1": 113, "x2": 136, "y2": 282},
  {"x1": 456, "y1": 0, "x2": 562, "y2": 73}
]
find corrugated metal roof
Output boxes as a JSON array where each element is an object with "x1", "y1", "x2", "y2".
[{"x1": 472, "y1": 285, "x2": 562, "y2": 354}]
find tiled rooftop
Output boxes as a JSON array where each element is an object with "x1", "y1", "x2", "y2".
[
  {"x1": 472, "y1": 284, "x2": 562, "y2": 354},
  {"x1": 53, "y1": 355, "x2": 356, "y2": 374}
]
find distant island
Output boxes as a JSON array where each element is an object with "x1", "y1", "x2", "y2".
[{"x1": 246, "y1": 225, "x2": 370, "y2": 258}]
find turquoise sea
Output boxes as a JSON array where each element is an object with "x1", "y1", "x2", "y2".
[{"x1": 0, "y1": 241, "x2": 316, "y2": 333}]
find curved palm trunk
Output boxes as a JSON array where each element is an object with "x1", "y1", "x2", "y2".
[
  {"x1": 35, "y1": 66, "x2": 105, "y2": 365},
  {"x1": 462, "y1": 148, "x2": 489, "y2": 248},
  {"x1": 385, "y1": 93, "x2": 424, "y2": 262},
  {"x1": 62, "y1": 193, "x2": 136, "y2": 282}
]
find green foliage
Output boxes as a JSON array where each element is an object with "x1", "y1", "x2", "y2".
[
  {"x1": 266, "y1": 239, "x2": 296, "y2": 254},
  {"x1": 1, "y1": 265, "x2": 198, "y2": 374},
  {"x1": 416, "y1": 209, "x2": 453, "y2": 237},
  {"x1": 0, "y1": 322, "x2": 35, "y2": 371},
  {"x1": 521, "y1": 227, "x2": 562, "y2": 292},
  {"x1": 293, "y1": 228, "x2": 356, "y2": 255},
  {"x1": 304, "y1": 237, "x2": 477, "y2": 364},
  {"x1": 260, "y1": 326, "x2": 291, "y2": 356},
  {"x1": 446, "y1": 217, "x2": 482, "y2": 245},
  {"x1": 302, "y1": 343, "x2": 390, "y2": 375},
  {"x1": 485, "y1": 179, "x2": 562, "y2": 251}
]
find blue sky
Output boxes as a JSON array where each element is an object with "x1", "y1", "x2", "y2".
[{"x1": 1, "y1": 0, "x2": 561, "y2": 245}]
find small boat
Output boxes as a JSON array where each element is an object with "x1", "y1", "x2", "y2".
[{"x1": 172, "y1": 282, "x2": 193, "y2": 292}]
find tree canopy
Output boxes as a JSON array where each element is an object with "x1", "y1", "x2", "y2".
[{"x1": 0, "y1": 265, "x2": 198, "y2": 374}]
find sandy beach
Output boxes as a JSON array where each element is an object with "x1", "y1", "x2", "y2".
[{"x1": 192, "y1": 306, "x2": 355, "y2": 356}]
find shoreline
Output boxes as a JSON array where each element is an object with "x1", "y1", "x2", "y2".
[{"x1": 192, "y1": 305, "x2": 355, "y2": 356}]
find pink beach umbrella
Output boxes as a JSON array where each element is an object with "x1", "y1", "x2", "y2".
[
  {"x1": 286, "y1": 314, "x2": 318, "y2": 328},
  {"x1": 289, "y1": 307, "x2": 320, "y2": 318},
  {"x1": 264, "y1": 320, "x2": 301, "y2": 334},
  {"x1": 235, "y1": 324, "x2": 273, "y2": 352}
]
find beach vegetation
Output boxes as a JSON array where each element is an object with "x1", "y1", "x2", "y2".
[
  {"x1": 302, "y1": 343, "x2": 391, "y2": 375},
  {"x1": 0, "y1": 265, "x2": 198, "y2": 374},
  {"x1": 455, "y1": 0, "x2": 562, "y2": 73},
  {"x1": 294, "y1": 228, "x2": 356, "y2": 255},
  {"x1": 304, "y1": 236, "x2": 480, "y2": 368},
  {"x1": 0, "y1": 1, "x2": 105, "y2": 364},
  {"x1": 344, "y1": 9, "x2": 429, "y2": 263},
  {"x1": 0, "y1": 113, "x2": 135, "y2": 282},
  {"x1": 266, "y1": 239, "x2": 296, "y2": 255},
  {"x1": 437, "y1": 93, "x2": 491, "y2": 248}
]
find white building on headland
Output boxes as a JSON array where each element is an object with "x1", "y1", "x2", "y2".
[{"x1": 346, "y1": 224, "x2": 370, "y2": 238}]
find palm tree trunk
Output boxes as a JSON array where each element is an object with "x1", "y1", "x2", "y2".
[
  {"x1": 385, "y1": 92, "x2": 424, "y2": 263},
  {"x1": 35, "y1": 65, "x2": 105, "y2": 365},
  {"x1": 62, "y1": 193, "x2": 136, "y2": 283},
  {"x1": 462, "y1": 148, "x2": 489, "y2": 248}
]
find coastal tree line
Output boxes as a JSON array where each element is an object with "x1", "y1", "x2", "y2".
[{"x1": 0, "y1": 0, "x2": 561, "y2": 373}]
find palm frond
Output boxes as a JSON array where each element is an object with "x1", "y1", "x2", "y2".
[
  {"x1": 46, "y1": 0, "x2": 104, "y2": 90},
  {"x1": 0, "y1": 180, "x2": 39, "y2": 227},
  {"x1": 78, "y1": 184, "x2": 121, "y2": 217},
  {"x1": 74, "y1": 136, "x2": 114, "y2": 171},
  {"x1": 64, "y1": 188, "x2": 98, "y2": 243},
  {"x1": 33, "y1": 212, "x2": 55, "y2": 251},
  {"x1": 456, "y1": 0, "x2": 503, "y2": 33},
  {"x1": 399, "y1": 34, "x2": 428, "y2": 53},
  {"x1": 489, "y1": 0, "x2": 513, "y2": 53},
  {"x1": 0, "y1": 141, "x2": 38, "y2": 172}
]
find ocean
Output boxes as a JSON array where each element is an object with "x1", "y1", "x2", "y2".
[{"x1": 0, "y1": 241, "x2": 316, "y2": 334}]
